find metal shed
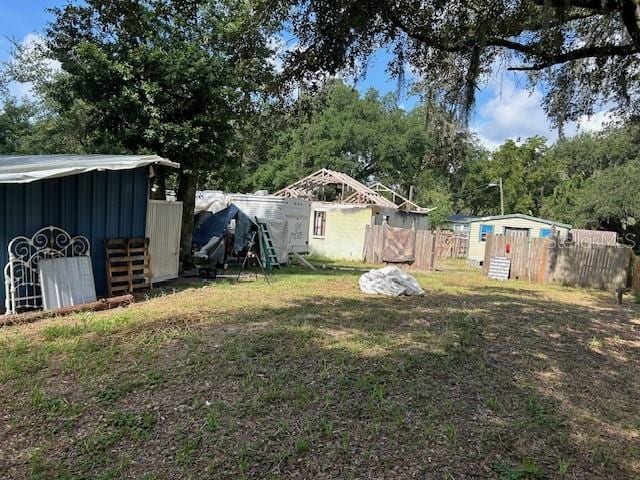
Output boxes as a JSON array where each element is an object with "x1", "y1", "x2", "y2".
[{"x1": 0, "y1": 155, "x2": 179, "y2": 312}]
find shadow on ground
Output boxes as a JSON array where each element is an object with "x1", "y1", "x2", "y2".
[{"x1": 1, "y1": 275, "x2": 639, "y2": 479}]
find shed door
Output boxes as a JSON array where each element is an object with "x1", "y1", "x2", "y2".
[
  {"x1": 504, "y1": 227, "x2": 529, "y2": 238},
  {"x1": 146, "y1": 200, "x2": 183, "y2": 282}
]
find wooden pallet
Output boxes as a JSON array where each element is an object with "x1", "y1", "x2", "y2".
[{"x1": 105, "y1": 238, "x2": 153, "y2": 296}]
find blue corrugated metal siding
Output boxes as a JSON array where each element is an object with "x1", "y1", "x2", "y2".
[{"x1": 1, "y1": 168, "x2": 149, "y2": 310}]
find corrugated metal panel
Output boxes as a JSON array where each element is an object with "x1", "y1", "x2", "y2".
[
  {"x1": 0, "y1": 154, "x2": 178, "y2": 183},
  {"x1": 227, "y1": 195, "x2": 310, "y2": 253},
  {"x1": 39, "y1": 257, "x2": 97, "y2": 310},
  {"x1": 1, "y1": 168, "x2": 149, "y2": 310},
  {"x1": 487, "y1": 256, "x2": 510, "y2": 281},
  {"x1": 196, "y1": 192, "x2": 311, "y2": 253},
  {"x1": 146, "y1": 200, "x2": 183, "y2": 282}
]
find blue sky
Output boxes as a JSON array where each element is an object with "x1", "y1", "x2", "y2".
[
  {"x1": 1, "y1": 1, "x2": 610, "y2": 149},
  {"x1": 0, "y1": 1, "x2": 56, "y2": 54}
]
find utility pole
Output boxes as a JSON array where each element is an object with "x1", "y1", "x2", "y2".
[{"x1": 488, "y1": 179, "x2": 505, "y2": 215}]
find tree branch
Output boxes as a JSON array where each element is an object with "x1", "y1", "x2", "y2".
[
  {"x1": 487, "y1": 38, "x2": 538, "y2": 54},
  {"x1": 507, "y1": 43, "x2": 638, "y2": 70},
  {"x1": 620, "y1": 0, "x2": 640, "y2": 47},
  {"x1": 385, "y1": 5, "x2": 639, "y2": 72},
  {"x1": 385, "y1": 10, "x2": 540, "y2": 54},
  {"x1": 530, "y1": 0, "x2": 618, "y2": 12}
]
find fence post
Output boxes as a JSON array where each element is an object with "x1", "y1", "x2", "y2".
[
  {"x1": 482, "y1": 234, "x2": 493, "y2": 275},
  {"x1": 430, "y1": 231, "x2": 438, "y2": 270},
  {"x1": 363, "y1": 225, "x2": 370, "y2": 262}
]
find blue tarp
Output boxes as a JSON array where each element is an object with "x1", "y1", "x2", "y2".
[{"x1": 192, "y1": 204, "x2": 256, "y2": 254}]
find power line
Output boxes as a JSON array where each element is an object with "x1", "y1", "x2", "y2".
[{"x1": 449, "y1": 183, "x2": 496, "y2": 198}]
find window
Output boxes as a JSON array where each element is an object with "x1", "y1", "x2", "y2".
[
  {"x1": 539, "y1": 228, "x2": 552, "y2": 238},
  {"x1": 479, "y1": 224, "x2": 494, "y2": 242},
  {"x1": 504, "y1": 227, "x2": 530, "y2": 238},
  {"x1": 313, "y1": 211, "x2": 326, "y2": 237}
]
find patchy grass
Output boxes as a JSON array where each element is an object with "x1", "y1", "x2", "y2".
[{"x1": 1, "y1": 259, "x2": 639, "y2": 479}]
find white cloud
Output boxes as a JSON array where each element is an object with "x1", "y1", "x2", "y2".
[
  {"x1": 576, "y1": 110, "x2": 615, "y2": 132},
  {"x1": 472, "y1": 79, "x2": 549, "y2": 149},
  {"x1": 471, "y1": 73, "x2": 613, "y2": 150}
]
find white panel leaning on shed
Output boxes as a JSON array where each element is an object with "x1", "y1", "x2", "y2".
[
  {"x1": 4, "y1": 226, "x2": 92, "y2": 314},
  {"x1": 39, "y1": 257, "x2": 97, "y2": 310},
  {"x1": 146, "y1": 200, "x2": 184, "y2": 283}
]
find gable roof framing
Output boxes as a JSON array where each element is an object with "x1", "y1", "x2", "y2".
[
  {"x1": 274, "y1": 168, "x2": 432, "y2": 213},
  {"x1": 369, "y1": 182, "x2": 429, "y2": 213}
]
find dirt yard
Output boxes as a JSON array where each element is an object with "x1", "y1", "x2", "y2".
[{"x1": 1, "y1": 260, "x2": 639, "y2": 479}]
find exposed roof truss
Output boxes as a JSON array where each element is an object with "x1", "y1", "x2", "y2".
[
  {"x1": 274, "y1": 169, "x2": 432, "y2": 213},
  {"x1": 369, "y1": 182, "x2": 430, "y2": 213}
]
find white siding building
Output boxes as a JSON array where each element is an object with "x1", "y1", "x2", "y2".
[{"x1": 467, "y1": 214, "x2": 571, "y2": 263}]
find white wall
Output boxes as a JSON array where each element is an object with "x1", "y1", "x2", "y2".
[
  {"x1": 308, "y1": 203, "x2": 373, "y2": 260},
  {"x1": 468, "y1": 217, "x2": 570, "y2": 262}
]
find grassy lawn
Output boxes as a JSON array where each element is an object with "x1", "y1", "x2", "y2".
[{"x1": 1, "y1": 260, "x2": 639, "y2": 479}]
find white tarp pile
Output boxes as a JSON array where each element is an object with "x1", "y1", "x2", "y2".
[
  {"x1": 195, "y1": 190, "x2": 228, "y2": 213},
  {"x1": 359, "y1": 266, "x2": 425, "y2": 297}
]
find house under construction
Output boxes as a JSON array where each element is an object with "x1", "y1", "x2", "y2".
[{"x1": 275, "y1": 169, "x2": 434, "y2": 260}]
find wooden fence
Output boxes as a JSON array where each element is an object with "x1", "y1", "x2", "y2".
[
  {"x1": 435, "y1": 231, "x2": 468, "y2": 258},
  {"x1": 632, "y1": 255, "x2": 640, "y2": 292},
  {"x1": 482, "y1": 234, "x2": 632, "y2": 290},
  {"x1": 482, "y1": 235, "x2": 549, "y2": 282},
  {"x1": 363, "y1": 224, "x2": 437, "y2": 271}
]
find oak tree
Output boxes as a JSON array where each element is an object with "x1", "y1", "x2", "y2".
[{"x1": 271, "y1": 0, "x2": 640, "y2": 126}]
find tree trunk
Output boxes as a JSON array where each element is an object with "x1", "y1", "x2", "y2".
[{"x1": 177, "y1": 170, "x2": 197, "y2": 270}]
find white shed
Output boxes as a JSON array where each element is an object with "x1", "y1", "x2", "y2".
[
  {"x1": 467, "y1": 214, "x2": 571, "y2": 263},
  {"x1": 195, "y1": 191, "x2": 311, "y2": 253}
]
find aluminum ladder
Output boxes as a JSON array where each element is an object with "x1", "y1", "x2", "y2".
[{"x1": 256, "y1": 221, "x2": 280, "y2": 269}]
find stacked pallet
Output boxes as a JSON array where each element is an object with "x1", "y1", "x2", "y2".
[{"x1": 105, "y1": 238, "x2": 152, "y2": 296}]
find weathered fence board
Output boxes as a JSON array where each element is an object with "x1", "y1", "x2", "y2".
[
  {"x1": 382, "y1": 224, "x2": 415, "y2": 262},
  {"x1": 412, "y1": 229, "x2": 438, "y2": 271},
  {"x1": 363, "y1": 224, "x2": 436, "y2": 271},
  {"x1": 483, "y1": 234, "x2": 632, "y2": 291},
  {"x1": 435, "y1": 231, "x2": 468, "y2": 258},
  {"x1": 632, "y1": 255, "x2": 640, "y2": 292},
  {"x1": 482, "y1": 235, "x2": 547, "y2": 281},
  {"x1": 363, "y1": 224, "x2": 384, "y2": 264},
  {"x1": 546, "y1": 241, "x2": 631, "y2": 290}
]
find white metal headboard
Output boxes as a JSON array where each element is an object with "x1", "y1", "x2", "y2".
[{"x1": 4, "y1": 226, "x2": 91, "y2": 315}]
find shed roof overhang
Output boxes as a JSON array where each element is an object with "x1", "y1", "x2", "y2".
[
  {"x1": 468, "y1": 213, "x2": 572, "y2": 229},
  {"x1": 0, "y1": 154, "x2": 179, "y2": 184}
]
